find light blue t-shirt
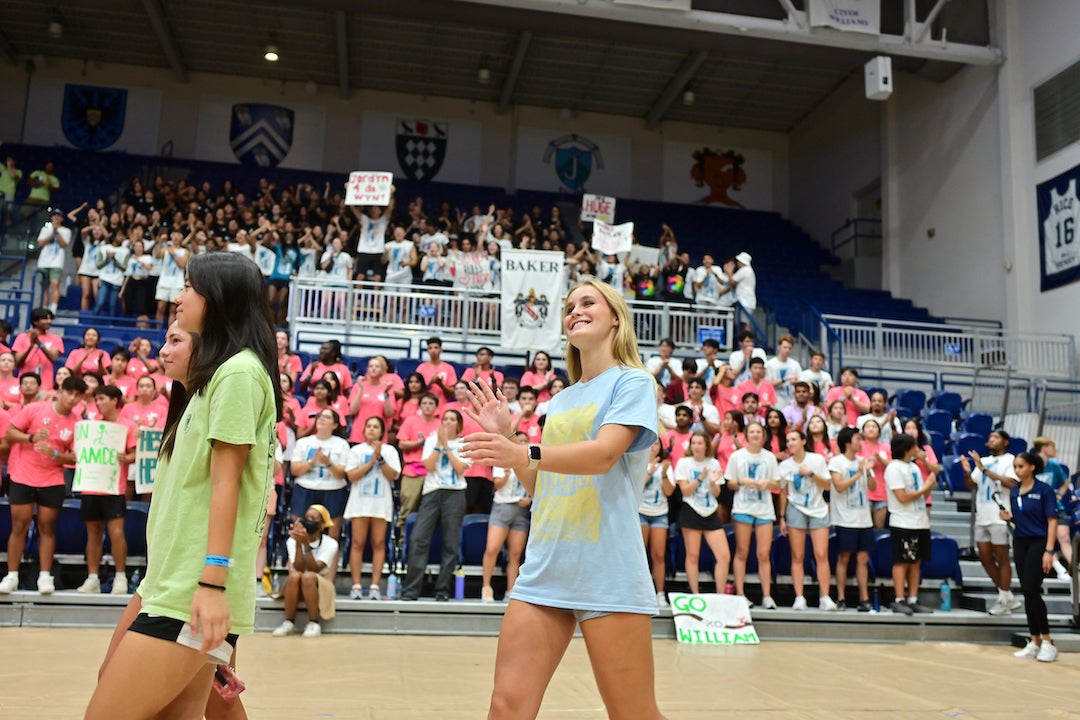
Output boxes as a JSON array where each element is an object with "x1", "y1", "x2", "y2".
[{"x1": 510, "y1": 365, "x2": 659, "y2": 615}]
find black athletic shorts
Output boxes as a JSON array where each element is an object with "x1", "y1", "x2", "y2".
[
  {"x1": 80, "y1": 494, "x2": 127, "y2": 522},
  {"x1": 8, "y1": 482, "x2": 65, "y2": 509},
  {"x1": 890, "y1": 527, "x2": 932, "y2": 564},
  {"x1": 128, "y1": 612, "x2": 238, "y2": 664}
]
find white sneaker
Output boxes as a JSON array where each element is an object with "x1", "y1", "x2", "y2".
[
  {"x1": 656, "y1": 591, "x2": 669, "y2": 608},
  {"x1": 987, "y1": 601, "x2": 1011, "y2": 616},
  {"x1": 369, "y1": 584, "x2": 381, "y2": 601},
  {"x1": 111, "y1": 575, "x2": 128, "y2": 595},
  {"x1": 1014, "y1": 641, "x2": 1040, "y2": 659},
  {"x1": 302, "y1": 621, "x2": 322, "y2": 638},
  {"x1": 792, "y1": 596, "x2": 808, "y2": 611},
  {"x1": 1052, "y1": 559, "x2": 1069, "y2": 580},
  {"x1": 819, "y1": 596, "x2": 838, "y2": 612},
  {"x1": 77, "y1": 576, "x2": 101, "y2": 594},
  {"x1": 37, "y1": 573, "x2": 55, "y2": 595},
  {"x1": 1006, "y1": 597, "x2": 1023, "y2": 611},
  {"x1": 1036, "y1": 642, "x2": 1059, "y2": 663},
  {"x1": 0, "y1": 573, "x2": 17, "y2": 594},
  {"x1": 271, "y1": 620, "x2": 295, "y2": 637},
  {"x1": 349, "y1": 584, "x2": 364, "y2": 600},
  {"x1": 481, "y1": 585, "x2": 495, "y2": 604},
  {"x1": 762, "y1": 595, "x2": 778, "y2": 610}
]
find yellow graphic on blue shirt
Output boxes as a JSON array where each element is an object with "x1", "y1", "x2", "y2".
[{"x1": 532, "y1": 402, "x2": 600, "y2": 544}]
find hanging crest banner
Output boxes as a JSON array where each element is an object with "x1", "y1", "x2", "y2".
[{"x1": 500, "y1": 250, "x2": 564, "y2": 354}]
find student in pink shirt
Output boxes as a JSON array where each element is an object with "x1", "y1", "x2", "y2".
[
  {"x1": 518, "y1": 350, "x2": 556, "y2": 403},
  {"x1": 416, "y1": 336, "x2": 457, "y2": 406},
  {"x1": 0, "y1": 375, "x2": 85, "y2": 595},
  {"x1": 857, "y1": 419, "x2": 892, "y2": 528},
  {"x1": 662, "y1": 406, "x2": 694, "y2": 470},
  {"x1": 276, "y1": 330, "x2": 303, "y2": 385},
  {"x1": 0, "y1": 351, "x2": 19, "y2": 410},
  {"x1": 119, "y1": 376, "x2": 168, "y2": 430},
  {"x1": 125, "y1": 337, "x2": 158, "y2": 380},
  {"x1": 347, "y1": 356, "x2": 400, "y2": 443},
  {"x1": 511, "y1": 387, "x2": 543, "y2": 445},
  {"x1": 298, "y1": 379, "x2": 350, "y2": 438},
  {"x1": 11, "y1": 308, "x2": 64, "y2": 391},
  {"x1": 105, "y1": 348, "x2": 138, "y2": 400},
  {"x1": 298, "y1": 339, "x2": 353, "y2": 394},
  {"x1": 824, "y1": 367, "x2": 871, "y2": 426},
  {"x1": 393, "y1": 372, "x2": 426, "y2": 434},
  {"x1": 734, "y1": 357, "x2": 778, "y2": 411},
  {"x1": 460, "y1": 346, "x2": 504, "y2": 391},
  {"x1": 78, "y1": 372, "x2": 104, "y2": 421},
  {"x1": 65, "y1": 328, "x2": 111, "y2": 376},
  {"x1": 395, "y1": 393, "x2": 442, "y2": 535}
]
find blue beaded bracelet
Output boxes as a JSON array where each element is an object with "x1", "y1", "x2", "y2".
[{"x1": 205, "y1": 555, "x2": 232, "y2": 567}]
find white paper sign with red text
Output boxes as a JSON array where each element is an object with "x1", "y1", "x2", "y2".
[
  {"x1": 581, "y1": 194, "x2": 616, "y2": 223},
  {"x1": 591, "y1": 219, "x2": 634, "y2": 255},
  {"x1": 345, "y1": 171, "x2": 394, "y2": 206}
]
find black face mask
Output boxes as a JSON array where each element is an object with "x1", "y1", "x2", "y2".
[{"x1": 300, "y1": 518, "x2": 321, "y2": 534}]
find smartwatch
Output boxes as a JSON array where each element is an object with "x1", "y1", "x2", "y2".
[{"x1": 527, "y1": 444, "x2": 541, "y2": 470}]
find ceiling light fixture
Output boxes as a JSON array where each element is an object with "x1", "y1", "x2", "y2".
[
  {"x1": 477, "y1": 66, "x2": 491, "y2": 84},
  {"x1": 264, "y1": 44, "x2": 280, "y2": 62},
  {"x1": 682, "y1": 89, "x2": 696, "y2": 106}
]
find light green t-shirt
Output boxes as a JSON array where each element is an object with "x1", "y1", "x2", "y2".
[
  {"x1": 0, "y1": 167, "x2": 21, "y2": 199},
  {"x1": 27, "y1": 170, "x2": 58, "y2": 203},
  {"x1": 139, "y1": 350, "x2": 276, "y2": 635}
]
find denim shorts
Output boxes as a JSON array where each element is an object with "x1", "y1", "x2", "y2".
[
  {"x1": 871, "y1": 500, "x2": 888, "y2": 512},
  {"x1": 639, "y1": 512, "x2": 669, "y2": 529},
  {"x1": 732, "y1": 512, "x2": 773, "y2": 527},
  {"x1": 784, "y1": 504, "x2": 830, "y2": 530}
]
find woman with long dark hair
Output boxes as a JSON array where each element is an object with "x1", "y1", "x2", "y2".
[{"x1": 87, "y1": 253, "x2": 281, "y2": 718}]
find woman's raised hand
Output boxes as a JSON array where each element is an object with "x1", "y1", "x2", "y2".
[{"x1": 462, "y1": 379, "x2": 511, "y2": 436}]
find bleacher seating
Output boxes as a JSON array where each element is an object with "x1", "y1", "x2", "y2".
[
  {"x1": 954, "y1": 433, "x2": 988, "y2": 457},
  {"x1": 891, "y1": 389, "x2": 927, "y2": 418},
  {"x1": 962, "y1": 412, "x2": 994, "y2": 437},
  {"x1": 771, "y1": 533, "x2": 815, "y2": 577},
  {"x1": 922, "y1": 409, "x2": 953, "y2": 437}
]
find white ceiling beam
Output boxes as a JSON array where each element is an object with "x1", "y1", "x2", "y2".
[
  {"x1": 139, "y1": 0, "x2": 186, "y2": 83},
  {"x1": 915, "y1": 0, "x2": 951, "y2": 44},
  {"x1": 777, "y1": 0, "x2": 805, "y2": 30},
  {"x1": 450, "y1": 0, "x2": 1003, "y2": 66},
  {"x1": 644, "y1": 49, "x2": 708, "y2": 130},
  {"x1": 497, "y1": 31, "x2": 532, "y2": 114},
  {"x1": 334, "y1": 10, "x2": 350, "y2": 99}
]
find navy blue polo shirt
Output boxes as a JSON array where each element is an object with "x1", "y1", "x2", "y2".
[{"x1": 1009, "y1": 481, "x2": 1056, "y2": 539}]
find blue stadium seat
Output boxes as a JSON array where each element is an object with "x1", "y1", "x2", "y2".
[
  {"x1": 123, "y1": 502, "x2": 150, "y2": 559},
  {"x1": 920, "y1": 533, "x2": 963, "y2": 585},
  {"x1": 54, "y1": 500, "x2": 88, "y2": 558},
  {"x1": 963, "y1": 412, "x2": 994, "y2": 437},
  {"x1": 1008, "y1": 436, "x2": 1028, "y2": 456},
  {"x1": 394, "y1": 358, "x2": 421, "y2": 379},
  {"x1": 459, "y1": 513, "x2": 490, "y2": 566},
  {"x1": 771, "y1": 533, "x2": 815, "y2": 577},
  {"x1": 929, "y1": 391, "x2": 963, "y2": 419},
  {"x1": 942, "y1": 455, "x2": 968, "y2": 493},
  {"x1": 892, "y1": 389, "x2": 926, "y2": 418},
  {"x1": 922, "y1": 409, "x2": 953, "y2": 437},
  {"x1": 925, "y1": 430, "x2": 946, "y2": 463},
  {"x1": 954, "y1": 433, "x2": 988, "y2": 457},
  {"x1": 402, "y1": 512, "x2": 443, "y2": 566},
  {"x1": 871, "y1": 531, "x2": 893, "y2": 580}
]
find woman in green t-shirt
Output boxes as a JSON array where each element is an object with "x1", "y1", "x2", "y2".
[{"x1": 88, "y1": 252, "x2": 282, "y2": 719}]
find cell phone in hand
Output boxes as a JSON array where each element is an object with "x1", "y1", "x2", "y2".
[{"x1": 213, "y1": 664, "x2": 246, "y2": 700}]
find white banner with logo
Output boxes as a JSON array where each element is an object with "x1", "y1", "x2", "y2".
[
  {"x1": 358, "y1": 112, "x2": 482, "y2": 185},
  {"x1": 72, "y1": 421, "x2": 128, "y2": 495},
  {"x1": 627, "y1": 243, "x2": 661, "y2": 269},
  {"x1": 661, "y1": 140, "x2": 775, "y2": 210},
  {"x1": 345, "y1": 171, "x2": 393, "y2": 206},
  {"x1": 807, "y1": 0, "x2": 881, "y2": 35},
  {"x1": 500, "y1": 250, "x2": 565, "y2": 354},
  {"x1": 515, "y1": 127, "x2": 631, "y2": 196},
  {"x1": 135, "y1": 428, "x2": 163, "y2": 494},
  {"x1": 23, "y1": 79, "x2": 162, "y2": 155},
  {"x1": 453, "y1": 250, "x2": 495, "y2": 291},
  {"x1": 581, "y1": 194, "x2": 617, "y2": 223},
  {"x1": 592, "y1": 220, "x2": 634, "y2": 255},
  {"x1": 194, "y1": 95, "x2": 326, "y2": 170},
  {"x1": 669, "y1": 593, "x2": 760, "y2": 645}
]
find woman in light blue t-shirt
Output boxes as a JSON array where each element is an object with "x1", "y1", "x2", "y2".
[{"x1": 462, "y1": 279, "x2": 667, "y2": 720}]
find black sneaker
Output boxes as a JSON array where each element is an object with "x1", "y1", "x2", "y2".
[
  {"x1": 857, "y1": 601, "x2": 873, "y2": 613},
  {"x1": 836, "y1": 599, "x2": 848, "y2": 611},
  {"x1": 400, "y1": 595, "x2": 418, "y2": 602},
  {"x1": 908, "y1": 601, "x2": 933, "y2": 614},
  {"x1": 890, "y1": 600, "x2": 914, "y2": 616},
  {"x1": 435, "y1": 591, "x2": 450, "y2": 602}
]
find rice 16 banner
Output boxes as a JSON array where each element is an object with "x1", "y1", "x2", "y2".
[
  {"x1": 73, "y1": 421, "x2": 128, "y2": 495},
  {"x1": 669, "y1": 593, "x2": 759, "y2": 645},
  {"x1": 135, "y1": 428, "x2": 164, "y2": 494},
  {"x1": 1037, "y1": 163, "x2": 1080, "y2": 292},
  {"x1": 500, "y1": 250, "x2": 565, "y2": 354}
]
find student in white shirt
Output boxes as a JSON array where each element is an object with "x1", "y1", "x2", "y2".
[
  {"x1": 725, "y1": 421, "x2": 780, "y2": 608},
  {"x1": 765, "y1": 335, "x2": 803, "y2": 410},
  {"x1": 828, "y1": 427, "x2": 877, "y2": 611},
  {"x1": 778, "y1": 430, "x2": 836, "y2": 611},
  {"x1": 37, "y1": 210, "x2": 71, "y2": 313},
  {"x1": 674, "y1": 432, "x2": 729, "y2": 596},
  {"x1": 640, "y1": 439, "x2": 675, "y2": 607},
  {"x1": 884, "y1": 433, "x2": 936, "y2": 615},
  {"x1": 271, "y1": 504, "x2": 340, "y2": 638},
  {"x1": 798, "y1": 351, "x2": 835, "y2": 399}
]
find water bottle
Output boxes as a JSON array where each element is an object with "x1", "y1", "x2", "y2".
[
  {"x1": 724, "y1": 583, "x2": 735, "y2": 595},
  {"x1": 386, "y1": 573, "x2": 399, "y2": 600},
  {"x1": 454, "y1": 568, "x2": 466, "y2": 600},
  {"x1": 872, "y1": 585, "x2": 881, "y2": 612},
  {"x1": 939, "y1": 581, "x2": 952, "y2": 612},
  {"x1": 129, "y1": 568, "x2": 142, "y2": 592}
]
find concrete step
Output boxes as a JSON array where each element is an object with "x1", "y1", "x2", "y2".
[{"x1": 961, "y1": 591, "x2": 1074, "y2": 615}]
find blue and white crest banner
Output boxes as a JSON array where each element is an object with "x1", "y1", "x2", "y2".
[
  {"x1": 500, "y1": 250, "x2": 565, "y2": 354},
  {"x1": 230, "y1": 103, "x2": 294, "y2": 167},
  {"x1": 516, "y1": 127, "x2": 630, "y2": 197},
  {"x1": 62, "y1": 84, "x2": 127, "y2": 151}
]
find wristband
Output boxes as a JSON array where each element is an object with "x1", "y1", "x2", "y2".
[
  {"x1": 505, "y1": 431, "x2": 516, "y2": 439},
  {"x1": 205, "y1": 555, "x2": 232, "y2": 567},
  {"x1": 52, "y1": 449, "x2": 59, "y2": 461},
  {"x1": 198, "y1": 581, "x2": 227, "y2": 591},
  {"x1": 1045, "y1": 549, "x2": 1055, "y2": 554}
]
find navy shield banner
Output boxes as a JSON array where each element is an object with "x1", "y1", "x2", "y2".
[
  {"x1": 542, "y1": 134, "x2": 603, "y2": 193},
  {"x1": 61, "y1": 84, "x2": 127, "y2": 151},
  {"x1": 396, "y1": 119, "x2": 448, "y2": 181},
  {"x1": 230, "y1": 103, "x2": 294, "y2": 167}
]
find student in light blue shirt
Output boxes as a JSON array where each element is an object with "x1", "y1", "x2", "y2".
[{"x1": 461, "y1": 279, "x2": 667, "y2": 720}]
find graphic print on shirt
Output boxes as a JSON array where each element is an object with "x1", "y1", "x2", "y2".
[
  {"x1": 746, "y1": 461, "x2": 763, "y2": 501},
  {"x1": 532, "y1": 402, "x2": 599, "y2": 544}
]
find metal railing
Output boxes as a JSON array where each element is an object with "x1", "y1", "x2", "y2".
[
  {"x1": 287, "y1": 278, "x2": 736, "y2": 356},
  {"x1": 816, "y1": 313, "x2": 1076, "y2": 379},
  {"x1": 830, "y1": 217, "x2": 882, "y2": 257}
]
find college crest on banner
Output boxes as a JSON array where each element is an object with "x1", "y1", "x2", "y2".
[
  {"x1": 1037, "y1": 164, "x2": 1080, "y2": 292},
  {"x1": 500, "y1": 250, "x2": 564, "y2": 354},
  {"x1": 61, "y1": 84, "x2": 127, "y2": 151},
  {"x1": 230, "y1": 103, "x2": 294, "y2": 167},
  {"x1": 543, "y1": 134, "x2": 603, "y2": 193},
  {"x1": 397, "y1": 119, "x2": 448, "y2": 181}
]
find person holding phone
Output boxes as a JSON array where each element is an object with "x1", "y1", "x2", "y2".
[
  {"x1": 86, "y1": 252, "x2": 280, "y2": 719},
  {"x1": 271, "y1": 504, "x2": 340, "y2": 638}
]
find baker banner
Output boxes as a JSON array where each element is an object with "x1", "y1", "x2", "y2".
[
  {"x1": 72, "y1": 421, "x2": 128, "y2": 495},
  {"x1": 135, "y1": 428, "x2": 164, "y2": 494},
  {"x1": 500, "y1": 250, "x2": 564, "y2": 354},
  {"x1": 669, "y1": 593, "x2": 760, "y2": 645}
]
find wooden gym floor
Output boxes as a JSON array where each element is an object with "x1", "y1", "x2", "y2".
[{"x1": 2, "y1": 627, "x2": 1078, "y2": 719}]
